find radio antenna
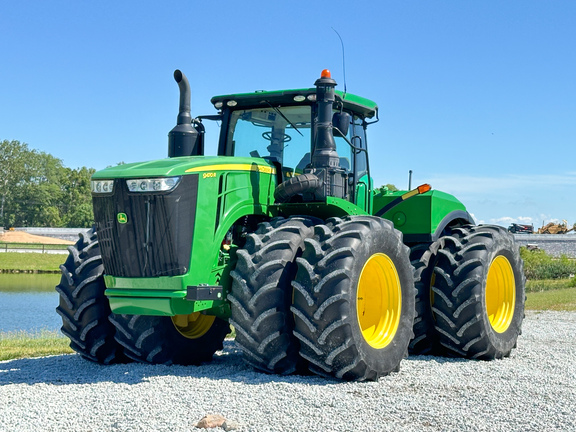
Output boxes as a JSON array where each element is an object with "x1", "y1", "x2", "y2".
[{"x1": 331, "y1": 27, "x2": 347, "y2": 97}]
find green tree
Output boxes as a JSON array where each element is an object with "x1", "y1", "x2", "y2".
[
  {"x1": 0, "y1": 139, "x2": 95, "y2": 228},
  {"x1": 61, "y1": 166, "x2": 95, "y2": 227},
  {"x1": 14, "y1": 150, "x2": 65, "y2": 226},
  {"x1": 0, "y1": 140, "x2": 28, "y2": 225},
  {"x1": 376, "y1": 184, "x2": 399, "y2": 194}
]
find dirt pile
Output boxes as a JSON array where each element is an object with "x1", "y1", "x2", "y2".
[{"x1": 0, "y1": 231, "x2": 74, "y2": 245}]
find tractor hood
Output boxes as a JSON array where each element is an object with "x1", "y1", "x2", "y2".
[{"x1": 92, "y1": 156, "x2": 277, "y2": 179}]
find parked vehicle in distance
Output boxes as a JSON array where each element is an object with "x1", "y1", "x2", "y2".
[
  {"x1": 508, "y1": 223, "x2": 534, "y2": 234},
  {"x1": 538, "y1": 220, "x2": 575, "y2": 234}
]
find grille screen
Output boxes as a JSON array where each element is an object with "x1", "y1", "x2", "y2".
[{"x1": 93, "y1": 175, "x2": 198, "y2": 278}]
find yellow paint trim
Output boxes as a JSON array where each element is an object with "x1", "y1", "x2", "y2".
[
  {"x1": 401, "y1": 188, "x2": 420, "y2": 200},
  {"x1": 185, "y1": 164, "x2": 276, "y2": 175}
]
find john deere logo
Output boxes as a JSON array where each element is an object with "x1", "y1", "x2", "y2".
[{"x1": 117, "y1": 213, "x2": 128, "y2": 224}]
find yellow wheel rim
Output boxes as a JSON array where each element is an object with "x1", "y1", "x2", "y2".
[
  {"x1": 356, "y1": 253, "x2": 402, "y2": 349},
  {"x1": 172, "y1": 312, "x2": 215, "y2": 339},
  {"x1": 485, "y1": 255, "x2": 516, "y2": 333}
]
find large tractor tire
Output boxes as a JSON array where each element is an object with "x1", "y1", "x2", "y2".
[
  {"x1": 110, "y1": 313, "x2": 230, "y2": 365},
  {"x1": 291, "y1": 216, "x2": 415, "y2": 381},
  {"x1": 229, "y1": 216, "x2": 319, "y2": 374},
  {"x1": 408, "y1": 243, "x2": 439, "y2": 355},
  {"x1": 55, "y1": 227, "x2": 125, "y2": 364},
  {"x1": 431, "y1": 225, "x2": 525, "y2": 359}
]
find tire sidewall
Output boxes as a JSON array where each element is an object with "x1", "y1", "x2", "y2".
[
  {"x1": 56, "y1": 227, "x2": 124, "y2": 364},
  {"x1": 343, "y1": 222, "x2": 415, "y2": 374},
  {"x1": 479, "y1": 240, "x2": 525, "y2": 354},
  {"x1": 450, "y1": 225, "x2": 525, "y2": 357}
]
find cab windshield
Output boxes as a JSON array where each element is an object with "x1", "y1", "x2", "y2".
[
  {"x1": 227, "y1": 105, "x2": 366, "y2": 179},
  {"x1": 228, "y1": 106, "x2": 312, "y2": 175}
]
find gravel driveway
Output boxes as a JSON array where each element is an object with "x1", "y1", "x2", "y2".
[{"x1": 1, "y1": 311, "x2": 575, "y2": 432}]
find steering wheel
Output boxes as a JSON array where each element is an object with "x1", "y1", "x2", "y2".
[{"x1": 262, "y1": 131, "x2": 291, "y2": 143}]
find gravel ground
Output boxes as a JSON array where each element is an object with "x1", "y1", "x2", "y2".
[{"x1": 1, "y1": 311, "x2": 575, "y2": 432}]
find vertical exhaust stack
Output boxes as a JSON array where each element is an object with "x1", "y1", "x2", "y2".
[
  {"x1": 168, "y1": 70, "x2": 202, "y2": 157},
  {"x1": 311, "y1": 70, "x2": 340, "y2": 170},
  {"x1": 305, "y1": 69, "x2": 348, "y2": 200}
]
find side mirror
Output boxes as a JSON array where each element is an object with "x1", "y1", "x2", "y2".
[{"x1": 332, "y1": 112, "x2": 351, "y2": 137}]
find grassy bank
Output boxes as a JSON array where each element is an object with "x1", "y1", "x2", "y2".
[
  {"x1": 526, "y1": 278, "x2": 575, "y2": 293},
  {"x1": 525, "y1": 287, "x2": 576, "y2": 311},
  {"x1": 0, "y1": 330, "x2": 73, "y2": 361},
  {"x1": 0, "y1": 252, "x2": 65, "y2": 272}
]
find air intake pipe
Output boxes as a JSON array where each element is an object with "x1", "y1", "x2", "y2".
[
  {"x1": 305, "y1": 69, "x2": 348, "y2": 200},
  {"x1": 274, "y1": 70, "x2": 348, "y2": 203},
  {"x1": 311, "y1": 70, "x2": 340, "y2": 169},
  {"x1": 168, "y1": 70, "x2": 202, "y2": 157}
]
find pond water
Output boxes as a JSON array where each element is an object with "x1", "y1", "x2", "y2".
[{"x1": 0, "y1": 273, "x2": 63, "y2": 333}]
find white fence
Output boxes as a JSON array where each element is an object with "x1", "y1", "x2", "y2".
[{"x1": 12, "y1": 227, "x2": 90, "y2": 242}]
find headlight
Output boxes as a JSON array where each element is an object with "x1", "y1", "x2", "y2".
[
  {"x1": 91, "y1": 180, "x2": 114, "y2": 194},
  {"x1": 126, "y1": 176, "x2": 181, "y2": 193}
]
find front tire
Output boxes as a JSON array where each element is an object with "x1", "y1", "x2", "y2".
[
  {"x1": 291, "y1": 216, "x2": 415, "y2": 381},
  {"x1": 55, "y1": 227, "x2": 124, "y2": 364},
  {"x1": 432, "y1": 225, "x2": 525, "y2": 359},
  {"x1": 229, "y1": 216, "x2": 319, "y2": 374},
  {"x1": 110, "y1": 313, "x2": 230, "y2": 365}
]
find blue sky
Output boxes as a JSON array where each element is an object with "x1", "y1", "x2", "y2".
[{"x1": 1, "y1": 1, "x2": 575, "y2": 228}]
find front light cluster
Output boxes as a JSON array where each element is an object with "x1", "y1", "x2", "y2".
[
  {"x1": 91, "y1": 180, "x2": 114, "y2": 194},
  {"x1": 126, "y1": 176, "x2": 181, "y2": 193}
]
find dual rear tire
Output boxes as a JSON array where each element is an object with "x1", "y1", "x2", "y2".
[
  {"x1": 408, "y1": 225, "x2": 525, "y2": 359},
  {"x1": 431, "y1": 225, "x2": 525, "y2": 358},
  {"x1": 231, "y1": 215, "x2": 416, "y2": 381},
  {"x1": 290, "y1": 216, "x2": 415, "y2": 380}
]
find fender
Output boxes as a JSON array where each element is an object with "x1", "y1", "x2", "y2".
[{"x1": 403, "y1": 210, "x2": 474, "y2": 243}]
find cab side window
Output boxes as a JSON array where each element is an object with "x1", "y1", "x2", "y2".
[{"x1": 351, "y1": 116, "x2": 368, "y2": 179}]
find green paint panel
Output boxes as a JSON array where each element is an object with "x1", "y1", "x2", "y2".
[
  {"x1": 355, "y1": 174, "x2": 372, "y2": 213},
  {"x1": 104, "y1": 275, "x2": 185, "y2": 291},
  {"x1": 109, "y1": 297, "x2": 175, "y2": 316},
  {"x1": 108, "y1": 296, "x2": 215, "y2": 316},
  {"x1": 105, "y1": 288, "x2": 187, "y2": 298},
  {"x1": 187, "y1": 160, "x2": 275, "y2": 289},
  {"x1": 274, "y1": 196, "x2": 367, "y2": 219},
  {"x1": 372, "y1": 190, "x2": 467, "y2": 235}
]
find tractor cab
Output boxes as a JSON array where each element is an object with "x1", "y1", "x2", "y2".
[{"x1": 210, "y1": 79, "x2": 377, "y2": 210}]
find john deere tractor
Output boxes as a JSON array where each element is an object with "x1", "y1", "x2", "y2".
[{"x1": 56, "y1": 69, "x2": 525, "y2": 381}]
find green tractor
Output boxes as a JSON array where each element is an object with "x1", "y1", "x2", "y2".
[{"x1": 56, "y1": 69, "x2": 525, "y2": 381}]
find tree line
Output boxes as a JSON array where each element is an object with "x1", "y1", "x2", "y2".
[{"x1": 1, "y1": 139, "x2": 94, "y2": 228}]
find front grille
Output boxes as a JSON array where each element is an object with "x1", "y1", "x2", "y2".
[{"x1": 93, "y1": 174, "x2": 199, "y2": 278}]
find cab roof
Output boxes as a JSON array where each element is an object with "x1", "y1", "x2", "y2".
[{"x1": 211, "y1": 88, "x2": 378, "y2": 119}]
